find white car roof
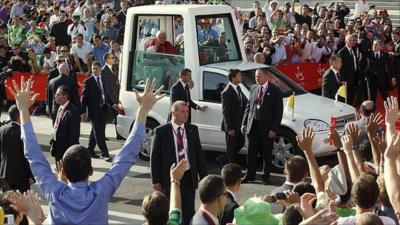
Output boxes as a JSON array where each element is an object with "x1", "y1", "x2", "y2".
[{"x1": 127, "y1": 5, "x2": 233, "y2": 16}]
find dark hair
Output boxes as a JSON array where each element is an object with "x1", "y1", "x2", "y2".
[
  {"x1": 329, "y1": 54, "x2": 341, "y2": 64},
  {"x1": 283, "y1": 205, "x2": 302, "y2": 225},
  {"x1": 62, "y1": 145, "x2": 92, "y2": 183},
  {"x1": 92, "y1": 61, "x2": 101, "y2": 68},
  {"x1": 57, "y1": 85, "x2": 72, "y2": 100},
  {"x1": 142, "y1": 191, "x2": 169, "y2": 225},
  {"x1": 75, "y1": 33, "x2": 84, "y2": 38},
  {"x1": 221, "y1": 163, "x2": 242, "y2": 187},
  {"x1": 93, "y1": 34, "x2": 102, "y2": 40},
  {"x1": 103, "y1": 52, "x2": 112, "y2": 61},
  {"x1": 179, "y1": 68, "x2": 192, "y2": 77},
  {"x1": 293, "y1": 182, "x2": 316, "y2": 196},
  {"x1": 8, "y1": 105, "x2": 19, "y2": 122},
  {"x1": 227, "y1": 69, "x2": 241, "y2": 82},
  {"x1": 285, "y1": 156, "x2": 308, "y2": 183},
  {"x1": 352, "y1": 173, "x2": 379, "y2": 209},
  {"x1": 199, "y1": 175, "x2": 225, "y2": 204}
]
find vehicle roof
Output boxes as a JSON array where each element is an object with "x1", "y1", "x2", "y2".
[
  {"x1": 126, "y1": 4, "x2": 233, "y2": 16},
  {"x1": 203, "y1": 61, "x2": 269, "y2": 72}
]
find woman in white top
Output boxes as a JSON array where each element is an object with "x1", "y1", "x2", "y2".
[{"x1": 354, "y1": 0, "x2": 369, "y2": 18}]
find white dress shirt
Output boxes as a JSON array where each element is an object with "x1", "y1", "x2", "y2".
[{"x1": 171, "y1": 121, "x2": 190, "y2": 170}]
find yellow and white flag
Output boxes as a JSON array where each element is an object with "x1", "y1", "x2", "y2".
[
  {"x1": 335, "y1": 83, "x2": 347, "y2": 103},
  {"x1": 287, "y1": 92, "x2": 295, "y2": 119}
]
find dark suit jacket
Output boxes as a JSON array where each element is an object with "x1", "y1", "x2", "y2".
[
  {"x1": 101, "y1": 65, "x2": 120, "y2": 104},
  {"x1": 337, "y1": 47, "x2": 357, "y2": 84},
  {"x1": 50, "y1": 103, "x2": 81, "y2": 160},
  {"x1": 81, "y1": 75, "x2": 115, "y2": 119},
  {"x1": 150, "y1": 123, "x2": 207, "y2": 190},
  {"x1": 242, "y1": 83, "x2": 283, "y2": 135},
  {"x1": 322, "y1": 68, "x2": 341, "y2": 100},
  {"x1": 221, "y1": 84, "x2": 247, "y2": 132},
  {"x1": 219, "y1": 192, "x2": 239, "y2": 225},
  {"x1": 47, "y1": 67, "x2": 60, "y2": 84},
  {"x1": 190, "y1": 211, "x2": 215, "y2": 225},
  {"x1": 170, "y1": 81, "x2": 199, "y2": 122},
  {"x1": 0, "y1": 122, "x2": 33, "y2": 191},
  {"x1": 47, "y1": 74, "x2": 81, "y2": 119},
  {"x1": 366, "y1": 51, "x2": 393, "y2": 81},
  {"x1": 393, "y1": 40, "x2": 400, "y2": 79}
]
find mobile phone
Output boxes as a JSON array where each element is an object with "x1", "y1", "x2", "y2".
[{"x1": 275, "y1": 192, "x2": 287, "y2": 200}]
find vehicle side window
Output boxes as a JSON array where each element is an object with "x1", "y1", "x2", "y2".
[
  {"x1": 130, "y1": 15, "x2": 185, "y2": 93},
  {"x1": 202, "y1": 71, "x2": 228, "y2": 103}
]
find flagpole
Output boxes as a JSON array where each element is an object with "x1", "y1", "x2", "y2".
[
  {"x1": 292, "y1": 91, "x2": 295, "y2": 121},
  {"x1": 344, "y1": 82, "x2": 347, "y2": 104}
]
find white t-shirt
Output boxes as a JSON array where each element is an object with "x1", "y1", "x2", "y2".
[
  {"x1": 49, "y1": 14, "x2": 60, "y2": 28},
  {"x1": 43, "y1": 52, "x2": 58, "y2": 70},
  {"x1": 70, "y1": 42, "x2": 92, "y2": 64},
  {"x1": 338, "y1": 215, "x2": 396, "y2": 225},
  {"x1": 354, "y1": 0, "x2": 369, "y2": 18}
]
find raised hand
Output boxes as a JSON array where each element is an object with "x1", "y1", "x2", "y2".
[
  {"x1": 365, "y1": 113, "x2": 383, "y2": 135},
  {"x1": 384, "y1": 96, "x2": 399, "y2": 130},
  {"x1": 299, "y1": 193, "x2": 317, "y2": 219},
  {"x1": 384, "y1": 133, "x2": 400, "y2": 159},
  {"x1": 170, "y1": 159, "x2": 187, "y2": 182},
  {"x1": 345, "y1": 123, "x2": 361, "y2": 145},
  {"x1": 133, "y1": 79, "x2": 165, "y2": 112},
  {"x1": 297, "y1": 127, "x2": 315, "y2": 153},
  {"x1": 6, "y1": 77, "x2": 39, "y2": 111},
  {"x1": 341, "y1": 135, "x2": 353, "y2": 152},
  {"x1": 328, "y1": 128, "x2": 341, "y2": 148}
]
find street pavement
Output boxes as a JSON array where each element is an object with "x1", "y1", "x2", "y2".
[{"x1": 1, "y1": 113, "x2": 288, "y2": 224}]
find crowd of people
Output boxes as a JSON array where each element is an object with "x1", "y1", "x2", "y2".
[{"x1": 0, "y1": 0, "x2": 399, "y2": 225}]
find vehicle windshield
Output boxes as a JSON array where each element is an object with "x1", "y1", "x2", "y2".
[
  {"x1": 196, "y1": 14, "x2": 241, "y2": 65},
  {"x1": 241, "y1": 67, "x2": 306, "y2": 97}
]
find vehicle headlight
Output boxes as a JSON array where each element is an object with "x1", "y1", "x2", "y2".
[{"x1": 304, "y1": 119, "x2": 330, "y2": 132}]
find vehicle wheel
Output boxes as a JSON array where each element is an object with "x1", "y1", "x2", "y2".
[
  {"x1": 138, "y1": 119, "x2": 159, "y2": 160},
  {"x1": 271, "y1": 128, "x2": 301, "y2": 173}
]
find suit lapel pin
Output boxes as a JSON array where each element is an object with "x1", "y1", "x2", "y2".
[{"x1": 267, "y1": 92, "x2": 270, "y2": 96}]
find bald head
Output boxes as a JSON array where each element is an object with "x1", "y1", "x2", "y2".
[
  {"x1": 58, "y1": 63, "x2": 70, "y2": 76},
  {"x1": 156, "y1": 31, "x2": 167, "y2": 44},
  {"x1": 360, "y1": 100, "x2": 375, "y2": 117},
  {"x1": 171, "y1": 101, "x2": 189, "y2": 125}
]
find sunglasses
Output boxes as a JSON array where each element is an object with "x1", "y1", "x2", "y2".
[{"x1": 61, "y1": 50, "x2": 68, "y2": 52}]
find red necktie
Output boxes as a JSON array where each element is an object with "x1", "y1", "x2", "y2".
[{"x1": 176, "y1": 127, "x2": 185, "y2": 161}]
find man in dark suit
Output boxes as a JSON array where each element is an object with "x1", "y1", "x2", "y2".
[
  {"x1": 50, "y1": 85, "x2": 81, "y2": 164},
  {"x1": 365, "y1": 40, "x2": 393, "y2": 102},
  {"x1": 81, "y1": 61, "x2": 118, "y2": 162},
  {"x1": 322, "y1": 54, "x2": 343, "y2": 100},
  {"x1": 390, "y1": 30, "x2": 400, "y2": 102},
  {"x1": 220, "y1": 163, "x2": 241, "y2": 225},
  {"x1": 337, "y1": 34, "x2": 358, "y2": 106},
  {"x1": 241, "y1": 68, "x2": 283, "y2": 185},
  {"x1": 170, "y1": 68, "x2": 208, "y2": 123},
  {"x1": 47, "y1": 56, "x2": 65, "y2": 84},
  {"x1": 102, "y1": 52, "x2": 120, "y2": 137},
  {"x1": 221, "y1": 69, "x2": 247, "y2": 164},
  {"x1": 47, "y1": 63, "x2": 80, "y2": 124},
  {"x1": 0, "y1": 105, "x2": 34, "y2": 192},
  {"x1": 151, "y1": 101, "x2": 208, "y2": 225}
]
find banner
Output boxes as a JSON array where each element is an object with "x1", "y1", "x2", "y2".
[{"x1": 5, "y1": 72, "x2": 87, "y2": 102}]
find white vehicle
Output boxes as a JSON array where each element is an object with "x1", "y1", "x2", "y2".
[{"x1": 116, "y1": 5, "x2": 357, "y2": 170}]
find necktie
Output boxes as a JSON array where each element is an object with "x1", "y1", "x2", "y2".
[
  {"x1": 349, "y1": 49, "x2": 357, "y2": 71},
  {"x1": 335, "y1": 72, "x2": 340, "y2": 84},
  {"x1": 53, "y1": 106, "x2": 65, "y2": 139},
  {"x1": 96, "y1": 77, "x2": 105, "y2": 106},
  {"x1": 185, "y1": 84, "x2": 190, "y2": 104},
  {"x1": 176, "y1": 127, "x2": 185, "y2": 161},
  {"x1": 237, "y1": 85, "x2": 243, "y2": 106},
  {"x1": 257, "y1": 86, "x2": 264, "y2": 106}
]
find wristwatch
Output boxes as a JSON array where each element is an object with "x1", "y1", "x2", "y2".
[{"x1": 171, "y1": 179, "x2": 181, "y2": 186}]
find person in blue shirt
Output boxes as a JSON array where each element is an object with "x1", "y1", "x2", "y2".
[
  {"x1": 8, "y1": 77, "x2": 165, "y2": 225},
  {"x1": 92, "y1": 34, "x2": 110, "y2": 66},
  {"x1": 197, "y1": 19, "x2": 219, "y2": 44}
]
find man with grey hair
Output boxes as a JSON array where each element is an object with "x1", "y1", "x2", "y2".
[
  {"x1": 337, "y1": 34, "x2": 358, "y2": 106},
  {"x1": 47, "y1": 62, "x2": 81, "y2": 124}
]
